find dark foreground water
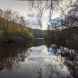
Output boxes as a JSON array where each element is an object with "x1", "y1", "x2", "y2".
[{"x1": 0, "y1": 45, "x2": 77, "y2": 78}]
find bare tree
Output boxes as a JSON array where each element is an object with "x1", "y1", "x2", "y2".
[
  {"x1": 19, "y1": 16, "x2": 26, "y2": 26},
  {"x1": 3, "y1": 9, "x2": 12, "y2": 21},
  {"x1": 64, "y1": 0, "x2": 78, "y2": 27},
  {"x1": 0, "y1": 9, "x2": 3, "y2": 17},
  {"x1": 32, "y1": 0, "x2": 49, "y2": 29}
]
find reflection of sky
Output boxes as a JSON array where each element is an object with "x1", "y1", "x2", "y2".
[{"x1": 16, "y1": 45, "x2": 72, "y2": 78}]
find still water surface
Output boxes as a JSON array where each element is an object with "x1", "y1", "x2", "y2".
[{"x1": 0, "y1": 45, "x2": 73, "y2": 78}]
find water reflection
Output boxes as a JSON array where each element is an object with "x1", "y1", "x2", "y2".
[
  {"x1": 48, "y1": 44, "x2": 75, "y2": 57},
  {"x1": 16, "y1": 45, "x2": 72, "y2": 78},
  {"x1": 0, "y1": 45, "x2": 75, "y2": 78},
  {"x1": 0, "y1": 46, "x2": 29, "y2": 71},
  {"x1": 48, "y1": 44, "x2": 78, "y2": 78}
]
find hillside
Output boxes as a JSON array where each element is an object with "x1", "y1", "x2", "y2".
[{"x1": 0, "y1": 16, "x2": 33, "y2": 46}]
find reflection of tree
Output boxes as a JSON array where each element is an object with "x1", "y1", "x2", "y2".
[
  {"x1": 0, "y1": 46, "x2": 29, "y2": 71},
  {"x1": 37, "y1": 68, "x2": 42, "y2": 78}
]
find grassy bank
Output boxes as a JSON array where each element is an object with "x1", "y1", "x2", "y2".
[{"x1": 0, "y1": 16, "x2": 33, "y2": 46}]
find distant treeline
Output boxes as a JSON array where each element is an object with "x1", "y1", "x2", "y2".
[{"x1": 45, "y1": 27, "x2": 78, "y2": 49}]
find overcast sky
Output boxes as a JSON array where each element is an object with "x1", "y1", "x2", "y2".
[{"x1": 0, "y1": 0, "x2": 15, "y2": 8}]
